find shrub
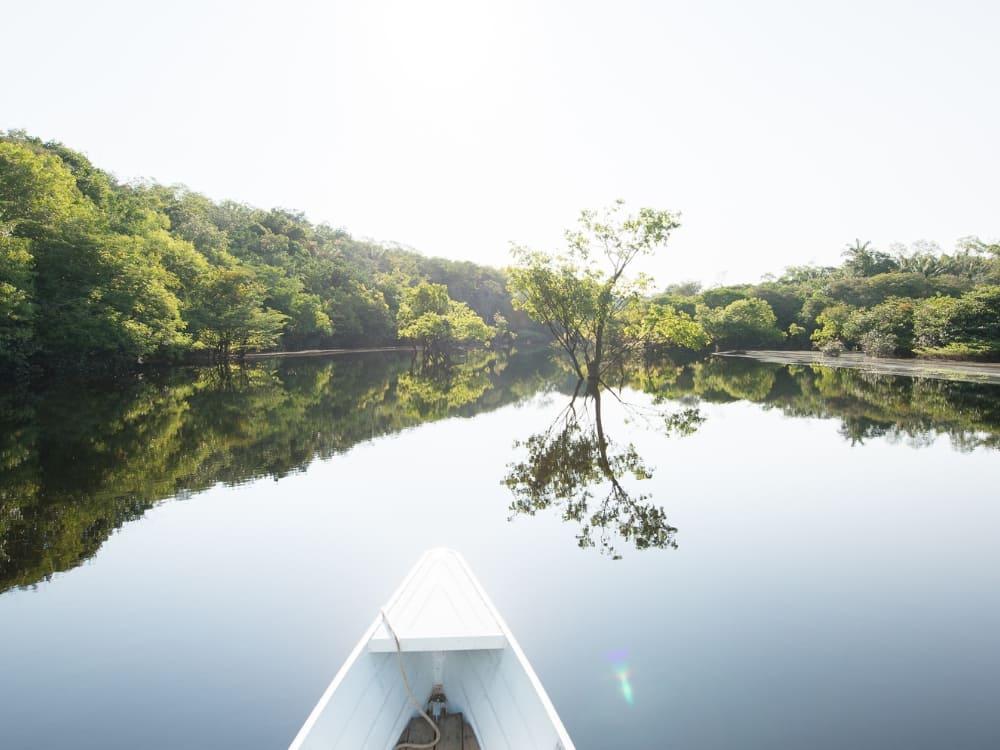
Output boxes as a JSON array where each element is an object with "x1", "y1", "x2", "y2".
[
  {"x1": 819, "y1": 338, "x2": 845, "y2": 357},
  {"x1": 842, "y1": 297, "x2": 915, "y2": 355},
  {"x1": 858, "y1": 330, "x2": 897, "y2": 357},
  {"x1": 695, "y1": 298, "x2": 785, "y2": 349}
]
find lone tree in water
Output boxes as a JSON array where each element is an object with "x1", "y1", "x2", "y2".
[{"x1": 509, "y1": 201, "x2": 705, "y2": 393}]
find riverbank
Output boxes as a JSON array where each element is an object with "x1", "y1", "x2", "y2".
[
  {"x1": 242, "y1": 346, "x2": 416, "y2": 360},
  {"x1": 715, "y1": 350, "x2": 1000, "y2": 385}
]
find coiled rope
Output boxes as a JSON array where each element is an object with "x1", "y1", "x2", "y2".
[{"x1": 380, "y1": 609, "x2": 441, "y2": 750}]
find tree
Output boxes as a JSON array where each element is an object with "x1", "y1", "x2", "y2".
[
  {"x1": 189, "y1": 267, "x2": 288, "y2": 360},
  {"x1": 1, "y1": 140, "x2": 190, "y2": 367},
  {"x1": 662, "y1": 280, "x2": 702, "y2": 297},
  {"x1": 0, "y1": 140, "x2": 95, "y2": 234},
  {"x1": 0, "y1": 228, "x2": 35, "y2": 372},
  {"x1": 842, "y1": 239, "x2": 898, "y2": 278},
  {"x1": 509, "y1": 201, "x2": 688, "y2": 390},
  {"x1": 810, "y1": 303, "x2": 855, "y2": 349},
  {"x1": 842, "y1": 297, "x2": 916, "y2": 357},
  {"x1": 696, "y1": 298, "x2": 785, "y2": 349},
  {"x1": 699, "y1": 285, "x2": 749, "y2": 309},
  {"x1": 252, "y1": 264, "x2": 333, "y2": 346},
  {"x1": 914, "y1": 286, "x2": 1000, "y2": 358},
  {"x1": 396, "y1": 281, "x2": 494, "y2": 363}
]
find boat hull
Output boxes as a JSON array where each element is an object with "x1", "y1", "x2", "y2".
[{"x1": 288, "y1": 549, "x2": 575, "y2": 750}]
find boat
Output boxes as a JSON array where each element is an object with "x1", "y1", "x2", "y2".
[{"x1": 288, "y1": 548, "x2": 576, "y2": 750}]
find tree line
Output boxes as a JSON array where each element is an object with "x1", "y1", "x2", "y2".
[
  {"x1": 506, "y1": 202, "x2": 1000, "y2": 382},
  {"x1": 0, "y1": 131, "x2": 529, "y2": 378},
  {"x1": 653, "y1": 238, "x2": 1000, "y2": 359},
  {"x1": 5, "y1": 130, "x2": 999, "y2": 381}
]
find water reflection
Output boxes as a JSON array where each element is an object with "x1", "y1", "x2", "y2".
[
  {"x1": 504, "y1": 379, "x2": 705, "y2": 558},
  {"x1": 504, "y1": 355, "x2": 1000, "y2": 558},
  {"x1": 662, "y1": 358, "x2": 1000, "y2": 451},
  {"x1": 0, "y1": 350, "x2": 560, "y2": 593},
  {"x1": 3, "y1": 352, "x2": 998, "y2": 591}
]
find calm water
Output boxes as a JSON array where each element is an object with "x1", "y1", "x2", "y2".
[{"x1": 1, "y1": 352, "x2": 998, "y2": 749}]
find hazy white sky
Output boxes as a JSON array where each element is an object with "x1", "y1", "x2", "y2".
[{"x1": 5, "y1": 0, "x2": 999, "y2": 286}]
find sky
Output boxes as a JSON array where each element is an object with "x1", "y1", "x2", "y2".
[{"x1": 4, "y1": 0, "x2": 999, "y2": 287}]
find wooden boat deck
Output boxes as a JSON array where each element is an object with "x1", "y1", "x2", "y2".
[{"x1": 395, "y1": 712, "x2": 480, "y2": 750}]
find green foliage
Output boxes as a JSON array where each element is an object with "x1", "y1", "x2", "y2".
[
  {"x1": 841, "y1": 239, "x2": 899, "y2": 277},
  {"x1": 510, "y1": 201, "x2": 686, "y2": 384},
  {"x1": 0, "y1": 132, "x2": 519, "y2": 377},
  {"x1": 842, "y1": 297, "x2": 916, "y2": 356},
  {"x1": 786, "y1": 322, "x2": 808, "y2": 347},
  {"x1": 746, "y1": 283, "x2": 806, "y2": 331},
  {"x1": 825, "y1": 271, "x2": 969, "y2": 308},
  {"x1": 0, "y1": 140, "x2": 95, "y2": 233},
  {"x1": 674, "y1": 235, "x2": 1000, "y2": 360},
  {"x1": 5, "y1": 130, "x2": 998, "y2": 371},
  {"x1": 396, "y1": 281, "x2": 495, "y2": 362},
  {"x1": 0, "y1": 229, "x2": 36, "y2": 371},
  {"x1": 810, "y1": 303, "x2": 855, "y2": 348},
  {"x1": 635, "y1": 304, "x2": 710, "y2": 352},
  {"x1": 914, "y1": 286, "x2": 1000, "y2": 358},
  {"x1": 508, "y1": 250, "x2": 602, "y2": 378},
  {"x1": 661, "y1": 280, "x2": 702, "y2": 297},
  {"x1": 699, "y1": 285, "x2": 749, "y2": 308},
  {"x1": 857, "y1": 331, "x2": 898, "y2": 357},
  {"x1": 913, "y1": 294, "x2": 966, "y2": 353},
  {"x1": 696, "y1": 298, "x2": 785, "y2": 349},
  {"x1": 650, "y1": 291, "x2": 698, "y2": 317},
  {"x1": 189, "y1": 267, "x2": 288, "y2": 359},
  {"x1": 253, "y1": 264, "x2": 333, "y2": 345},
  {"x1": 779, "y1": 264, "x2": 837, "y2": 285}
]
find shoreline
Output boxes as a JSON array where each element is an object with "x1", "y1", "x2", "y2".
[
  {"x1": 714, "y1": 350, "x2": 1000, "y2": 385},
  {"x1": 242, "y1": 345, "x2": 416, "y2": 360}
]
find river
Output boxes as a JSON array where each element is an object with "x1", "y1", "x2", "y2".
[{"x1": 1, "y1": 351, "x2": 998, "y2": 749}]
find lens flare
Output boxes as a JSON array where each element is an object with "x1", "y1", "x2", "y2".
[
  {"x1": 608, "y1": 649, "x2": 634, "y2": 706},
  {"x1": 616, "y1": 666, "x2": 635, "y2": 705}
]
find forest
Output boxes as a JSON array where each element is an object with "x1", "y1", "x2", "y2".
[
  {"x1": 0, "y1": 131, "x2": 529, "y2": 378},
  {"x1": 655, "y1": 239, "x2": 1000, "y2": 360},
  {"x1": 3, "y1": 130, "x2": 1000, "y2": 382}
]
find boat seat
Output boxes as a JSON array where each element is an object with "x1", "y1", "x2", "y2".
[{"x1": 367, "y1": 549, "x2": 507, "y2": 653}]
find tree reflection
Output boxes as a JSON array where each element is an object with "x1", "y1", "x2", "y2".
[
  {"x1": 0, "y1": 350, "x2": 558, "y2": 593},
  {"x1": 505, "y1": 380, "x2": 703, "y2": 559},
  {"x1": 658, "y1": 358, "x2": 1000, "y2": 451},
  {"x1": 6, "y1": 352, "x2": 997, "y2": 590},
  {"x1": 397, "y1": 349, "x2": 504, "y2": 418},
  {"x1": 504, "y1": 354, "x2": 1000, "y2": 558}
]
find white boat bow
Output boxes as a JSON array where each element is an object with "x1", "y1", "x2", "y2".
[{"x1": 288, "y1": 548, "x2": 575, "y2": 750}]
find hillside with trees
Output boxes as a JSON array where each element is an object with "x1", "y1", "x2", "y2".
[{"x1": 0, "y1": 131, "x2": 522, "y2": 379}]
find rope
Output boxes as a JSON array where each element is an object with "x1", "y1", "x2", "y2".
[{"x1": 381, "y1": 609, "x2": 441, "y2": 750}]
